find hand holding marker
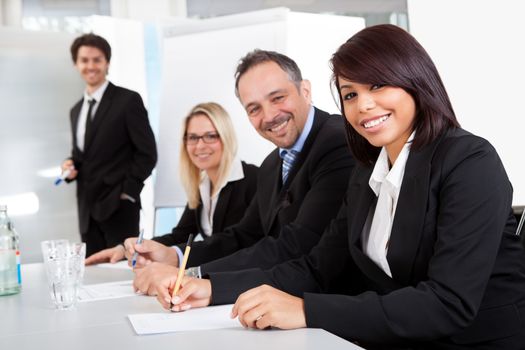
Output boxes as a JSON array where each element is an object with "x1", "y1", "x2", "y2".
[{"x1": 54, "y1": 168, "x2": 72, "y2": 186}]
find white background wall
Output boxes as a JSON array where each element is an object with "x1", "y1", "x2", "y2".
[
  {"x1": 408, "y1": 0, "x2": 525, "y2": 205},
  {"x1": 0, "y1": 28, "x2": 83, "y2": 262},
  {"x1": 8, "y1": 1, "x2": 524, "y2": 261}
]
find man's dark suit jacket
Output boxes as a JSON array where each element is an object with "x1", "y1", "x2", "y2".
[
  {"x1": 210, "y1": 129, "x2": 525, "y2": 349},
  {"x1": 152, "y1": 162, "x2": 258, "y2": 246},
  {"x1": 183, "y1": 107, "x2": 355, "y2": 270},
  {"x1": 69, "y1": 82, "x2": 157, "y2": 237}
]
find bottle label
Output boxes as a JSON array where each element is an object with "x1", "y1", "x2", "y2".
[
  {"x1": 16, "y1": 250, "x2": 21, "y2": 285},
  {"x1": 0, "y1": 249, "x2": 18, "y2": 289}
]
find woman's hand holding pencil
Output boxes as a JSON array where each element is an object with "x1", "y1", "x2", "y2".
[{"x1": 155, "y1": 276, "x2": 213, "y2": 312}]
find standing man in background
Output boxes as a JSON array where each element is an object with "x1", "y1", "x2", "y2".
[{"x1": 62, "y1": 33, "x2": 157, "y2": 257}]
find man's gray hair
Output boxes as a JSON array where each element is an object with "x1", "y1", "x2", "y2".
[{"x1": 234, "y1": 49, "x2": 303, "y2": 97}]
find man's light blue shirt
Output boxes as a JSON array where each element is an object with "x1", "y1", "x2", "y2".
[{"x1": 279, "y1": 105, "x2": 315, "y2": 158}]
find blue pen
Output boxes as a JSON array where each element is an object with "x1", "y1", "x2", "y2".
[
  {"x1": 54, "y1": 169, "x2": 72, "y2": 186},
  {"x1": 131, "y1": 229, "x2": 145, "y2": 269}
]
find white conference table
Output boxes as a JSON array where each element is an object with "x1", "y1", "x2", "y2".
[{"x1": 0, "y1": 263, "x2": 363, "y2": 349}]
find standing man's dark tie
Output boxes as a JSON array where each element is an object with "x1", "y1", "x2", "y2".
[{"x1": 84, "y1": 98, "x2": 96, "y2": 150}]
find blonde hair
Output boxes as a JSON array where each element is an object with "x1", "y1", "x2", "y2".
[{"x1": 179, "y1": 102, "x2": 238, "y2": 209}]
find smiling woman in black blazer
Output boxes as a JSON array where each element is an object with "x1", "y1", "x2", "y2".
[
  {"x1": 85, "y1": 102, "x2": 257, "y2": 265},
  {"x1": 152, "y1": 102, "x2": 258, "y2": 246},
  {"x1": 166, "y1": 25, "x2": 525, "y2": 349}
]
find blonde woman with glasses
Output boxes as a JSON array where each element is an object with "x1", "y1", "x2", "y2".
[{"x1": 86, "y1": 102, "x2": 258, "y2": 265}]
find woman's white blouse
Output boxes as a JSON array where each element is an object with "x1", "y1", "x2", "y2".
[
  {"x1": 362, "y1": 132, "x2": 415, "y2": 277},
  {"x1": 198, "y1": 158, "x2": 244, "y2": 236}
]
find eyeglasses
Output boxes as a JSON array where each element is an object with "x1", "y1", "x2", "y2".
[{"x1": 184, "y1": 132, "x2": 221, "y2": 145}]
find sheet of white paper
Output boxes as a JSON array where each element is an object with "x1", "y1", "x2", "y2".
[
  {"x1": 95, "y1": 260, "x2": 131, "y2": 270},
  {"x1": 78, "y1": 280, "x2": 139, "y2": 302},
  {"x1": 128, "y1": 304, "x2": 241, "y2": 335}
]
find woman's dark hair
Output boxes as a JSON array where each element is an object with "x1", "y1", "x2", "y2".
[
  {"x1": 70, "y1": 33, "x2": 112, "y2": 63},
  {"x1": 331, "y1": 24, "x2": 459, "y2": 165}
]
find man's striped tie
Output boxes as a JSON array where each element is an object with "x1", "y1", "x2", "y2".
[{"x1": 282, "y1": 150, "x2": 298, "y2": 184}]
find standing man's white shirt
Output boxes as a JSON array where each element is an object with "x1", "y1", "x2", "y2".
[{"x1": 76, "y1": 80, "x2": 109, "y2": 151}]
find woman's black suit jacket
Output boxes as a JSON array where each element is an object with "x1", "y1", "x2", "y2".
[
  {"x1": 210, "y1": 128, "x2": 525, "y2": 349},
  {"x1": 152, "y1": 162, "x2": 258, "y2": 246}
]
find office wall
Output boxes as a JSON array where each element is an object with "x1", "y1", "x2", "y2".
[
  {"x1": 408, "y1": 0, "x2": 525, "y2": 205},
  {"x1": 0, "y1": 28, "x2": 83, "y2": 262}
]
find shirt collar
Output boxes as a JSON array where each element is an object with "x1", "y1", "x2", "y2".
[
  {"x1": 369, "y1": 131, "x2": 415, "y2": 196},
  {"x1": 225, "y1": 157, "x2": 244, "y2": 184},
  {"x1": 279, "y1": 105, "x2": 314, "y2": 158},
  {"x1": 199, "y1": 157, "x2": 244, "y2": 199},
  {"x1": 84, "y1": 80, "x2": 109, "y2": 103}
]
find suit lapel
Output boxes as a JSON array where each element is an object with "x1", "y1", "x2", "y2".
[
  {"x1": 283, "y1": 108, "x2": 326, "y2": 186},
  {"x1": 212, "y1": 182, "x2": 233, "y2": 231},
  {"x1": 387, "y1": 136, "x2": 443, "y2": 285},
  {"x1": 84, "y1": 83, "x2": 115, "y2": 153},
  {"x1": 71, "y1": 100, "x2": 83, "y2": 152},
  {"x1": 347, "y1": 165, "x2": 375, "y2": 245},
  {"x1": 195, "y1": 204, "x2": 204, "y2": 236},
  {"x1": 347, "y1": 165, "x2": 403, "y2": 291},
  {"x1": 260, "y1": 150, "x2": 284, "y2": 234}
]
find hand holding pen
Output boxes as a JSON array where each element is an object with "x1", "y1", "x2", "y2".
[
  {"x1": 56, "y1": 159, "x2": 77, "y2": 185},
  {"x1": 131, "y1": 229, "x2": 145, "y2": 269},
  {"x1": 124, "y1": 236, "x2": 180, "y2": 269},
  {"x1": 54, "y1": 168, "x2": 71, "y2": 185}
]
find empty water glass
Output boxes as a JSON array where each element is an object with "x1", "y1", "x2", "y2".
[{"x1": 41, "y1": 240, "x2": 86, "y2": 309}]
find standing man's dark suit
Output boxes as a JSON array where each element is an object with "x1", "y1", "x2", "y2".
[
  {"x1": 210, "y1": 129, "x2": 525, "y2": 348},
  {"x1": 184, "y1": 108, "x2": 354, "y2": 270},
  {"x1": 68, "y1": 82, "x2": 157, "y2": 256},
  {"x1": 64, "y1": 34, "x2": 157, "y2": 257}
]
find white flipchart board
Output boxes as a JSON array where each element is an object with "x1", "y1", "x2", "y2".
[
  {"x1": 408, "y1": 0, "x2": 525, "y2": 205},
  {"x1": 154, "y1": 8, "x2": 364, "y2": 207}
]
